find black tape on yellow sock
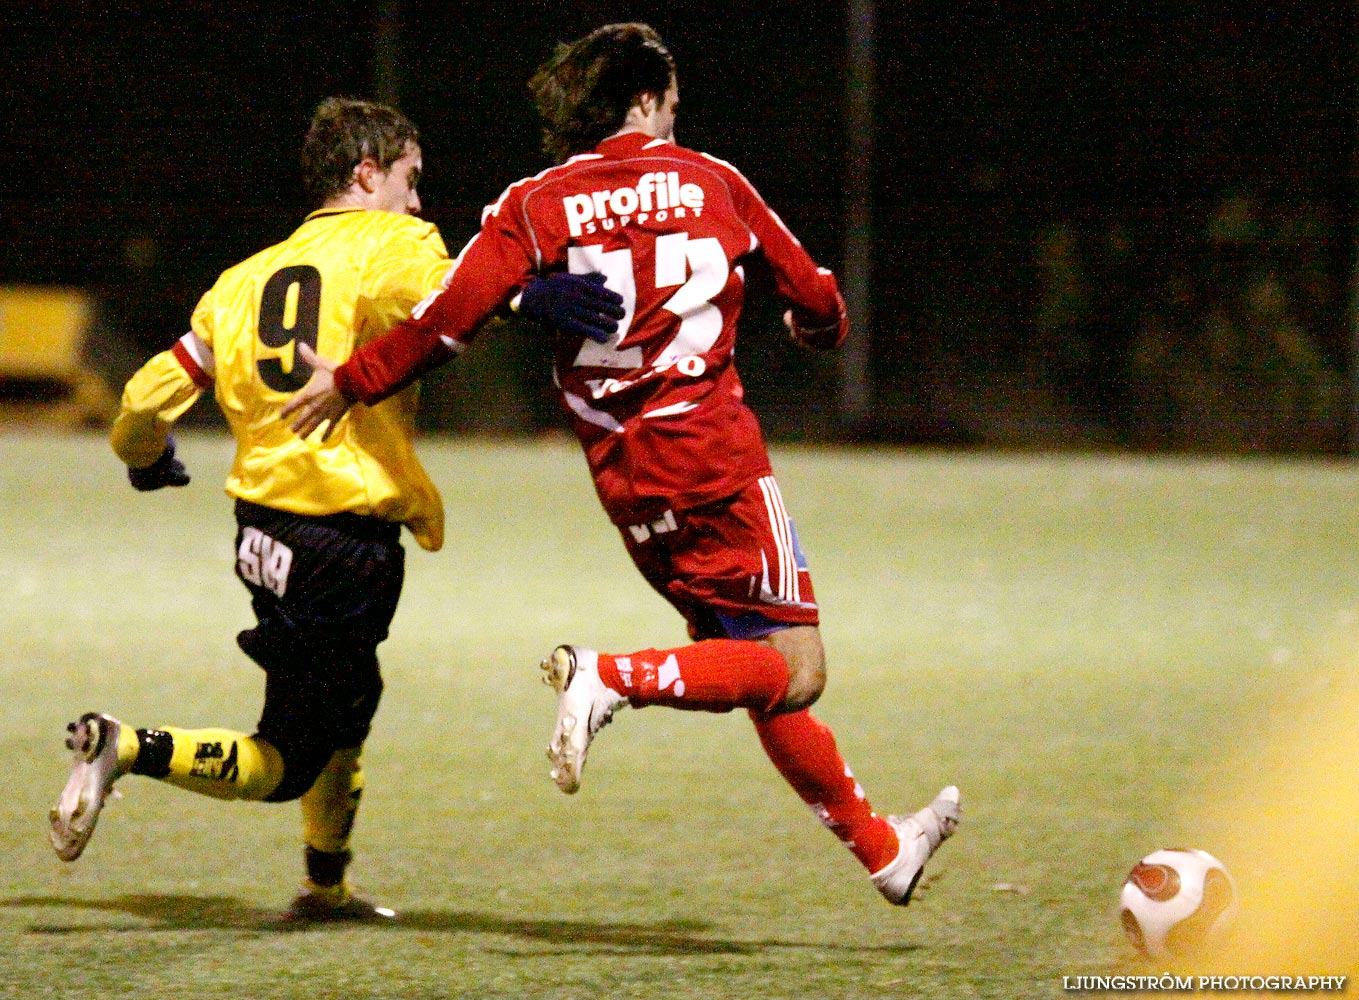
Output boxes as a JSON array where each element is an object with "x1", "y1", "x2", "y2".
[
  {"x1": 132, "y1": 729, "x2": 174, "y2": 778},
  {"x1": 304, "y1": 846, "x2": 352, "y2": 888}
]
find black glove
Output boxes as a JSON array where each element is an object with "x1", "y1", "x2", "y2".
[
  {"x1": 128, "y1": 435, "x2": 191, "y2": 491},
  {"x1": 518, "y1": 271, "x2": 625, "y2": 344}
]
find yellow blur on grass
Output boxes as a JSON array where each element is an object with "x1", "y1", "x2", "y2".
[{"x1": 1193, "y1": 637, "x2": 1359, "y2": 974}]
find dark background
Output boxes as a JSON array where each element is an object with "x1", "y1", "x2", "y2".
[{"x1": 4, "y1": 3, "x2": 1353, "y2": 449}]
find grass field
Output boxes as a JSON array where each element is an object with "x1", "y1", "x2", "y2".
[{"x1": 2, "y1": 431, "x2": 1356, "y2": 999}]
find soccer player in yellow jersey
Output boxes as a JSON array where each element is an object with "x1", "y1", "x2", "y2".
[{"x1": 47, "y1": 97, "x2": 621, "y2": 921}]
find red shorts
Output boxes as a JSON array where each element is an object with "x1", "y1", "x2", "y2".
[{"x1": 618, "y1": 474, "x2": 820, "y2": 641}]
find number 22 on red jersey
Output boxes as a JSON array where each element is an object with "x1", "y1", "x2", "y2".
[{"x1": 566, "y1": 230, "x2": 729, "y2": 374}]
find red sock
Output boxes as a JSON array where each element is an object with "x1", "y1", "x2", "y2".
[
  {"x1": 596, "y1": 639, "x2": 788, "y2": 713},
  {"x1": 750, "y1": 709, "x2": 899, "y2": 873}
]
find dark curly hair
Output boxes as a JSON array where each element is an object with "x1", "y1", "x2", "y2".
[
  {"x1": 529, "y1": 23, "x2": 676, "y2": 163},
  {"x1": 300, "y1": 97, "x2": 419, "y2": 207}
]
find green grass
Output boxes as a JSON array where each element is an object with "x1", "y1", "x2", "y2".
[{"x1": 3, "y1": 432, "x2": 1356, "y2": 999}]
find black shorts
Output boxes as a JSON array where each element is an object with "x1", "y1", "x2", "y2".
[{"x1": 232, "y1": 499, "x2": 405, "y2": 800}]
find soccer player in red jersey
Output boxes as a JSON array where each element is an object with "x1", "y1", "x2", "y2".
[{"x1": 284, "y1": 24, "x2": 960, "y2": 905}]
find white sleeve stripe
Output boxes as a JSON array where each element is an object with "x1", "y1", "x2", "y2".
[
  {"x1": 695, "y1": 149, "x2": 805, "y2": 251},
  {"x1": 762, "y1": 203, "x2": 806, "y2": 249},
  {"x1": 448, "y1": 231, "x2": 482, "y2": 272},
  {"x1": 178, "y1": 331, "x2": 215, "y2": 378},
  {"x1": 482, "y1": 155, "x2": 602, "y2": 222}
]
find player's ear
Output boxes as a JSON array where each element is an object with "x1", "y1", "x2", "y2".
[
  {"x1": 352, "y1": 158, "x2": 382, "y2": 194},
  {"x1": 630, "y1": 90, "x2": 658, "y2": 120}
]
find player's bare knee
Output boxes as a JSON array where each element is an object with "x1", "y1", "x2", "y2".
[
  {"x1": 762, "y1": 626, "x2": 826, "y2": 712},
  {"x1": 781, "y1": 663, "x2": 825, "y2": 712}
]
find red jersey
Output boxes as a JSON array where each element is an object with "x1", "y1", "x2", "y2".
[{"x1": 336, "y1": 131, "x2": 848, "y2": 525}]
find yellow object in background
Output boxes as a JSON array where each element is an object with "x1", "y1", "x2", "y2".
[
  {"x1": 0, "y1": 286, "x2": 116, "y2": 425},
  {"x1": 1193, "y1": 642, "x2": 1359, "y2": 975}
]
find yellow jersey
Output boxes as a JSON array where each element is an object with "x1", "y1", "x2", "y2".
[{"x1": 111, "y1": 207, "x2": 453, "y2": 551}]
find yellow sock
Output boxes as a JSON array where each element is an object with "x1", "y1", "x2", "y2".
[
  {"x1": 301, "y1": 747, "x2": 365, "y2": 854},
  {"x1": 116, "y1": 724, "x2": 140, "y2": 774},
  {"x1": 155, "y1": 726, "x2": 285, "y2": 801}
]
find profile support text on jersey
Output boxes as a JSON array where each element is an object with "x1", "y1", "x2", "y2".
[{"x1": 563, "y1": 172, "x2": 705, "y2": 237}]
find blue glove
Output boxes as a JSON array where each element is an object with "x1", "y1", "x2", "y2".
[
  {"x1": 518, "y1": 272, "x2": 624, "y2": 344},
  {"x1": 128, "y1": 435, "x2": 191, "y2": 491}
]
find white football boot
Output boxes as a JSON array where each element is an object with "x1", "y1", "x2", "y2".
[
  {"x1": 869, "y1": 785, "x2": 961, "y2": 905},
  {"x1": 49, "y1": 712, "x2": 126, "y2": 862},
  {"x1": 540, "y1": 645, "x2": 627, "y2": 794}
]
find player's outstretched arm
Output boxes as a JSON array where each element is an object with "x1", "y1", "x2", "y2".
[
  {"x1": 720, "y1": 162, "x2": 848, "y2": 349},
  {"x1": 282, "y1": 343, "x2": 352, "y2": 440},
  {"x1": 323, "y1": 215, "x2": 608, "y2": 408},
  {"x1": 516, "y1": 272, "x2": 623, "y2": 343}
]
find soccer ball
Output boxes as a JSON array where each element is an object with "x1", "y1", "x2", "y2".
[{"x1": 1120, "y1": 848, "x2": 1239, "y2": 959}]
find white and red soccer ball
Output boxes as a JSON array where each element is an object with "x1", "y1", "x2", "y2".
[{"x1": 1120, "y1": 848, "x2": 1239, "y2": 959}]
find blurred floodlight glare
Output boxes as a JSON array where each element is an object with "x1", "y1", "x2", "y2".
[{"x1": 1195, "y1": 640, "x2": 1359, "y2": 974}]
